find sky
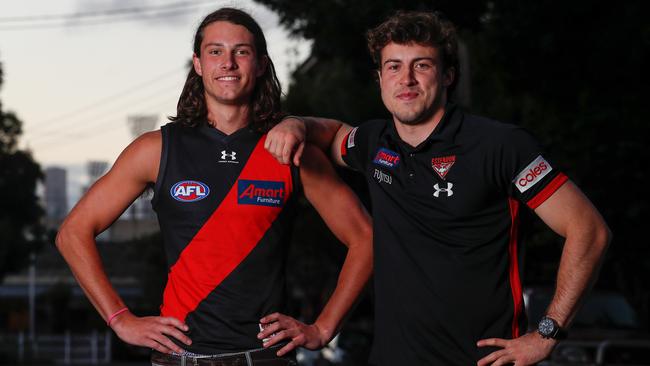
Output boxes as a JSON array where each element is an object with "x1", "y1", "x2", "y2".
[{"x1": 0, "y1": 0, "x2": 310, "y2": 202}]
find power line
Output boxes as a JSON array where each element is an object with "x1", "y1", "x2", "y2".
[
  {"x1": 26, "y1": 65, "x2": 186, "y2": 133},
  {"x1": 35, "y1": 95, "x2": 178, "y2": 153},
  {"x1": 28, "y1": 82, "x2": 181, "y2": 142},
  {"x1": 0, "y1": 1, "x2": 213, "y2": 23},
  {"x1": 0, "y1": 1, "x2": 217, "y2": 31}
]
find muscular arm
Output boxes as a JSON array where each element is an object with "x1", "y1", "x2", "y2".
[
  {"x1": 534, "y1": 181, "x2": 611, "y2": 326},
  {"x1": 478, "y1": 181, "x2": 611, "y2": 366},
  {"x1": 259, "y1": 145, "x2": 373, "y2": 355},
  {"x1": 55, "y1": 131, "x2": 191, "y2": 353},
  {"x1": 265, "y1": 116, "x2": 354, "y2": 167}
]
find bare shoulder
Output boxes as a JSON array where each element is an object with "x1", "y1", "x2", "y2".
[{"x1": 111, "y1": 130, "x2": 162, "y2": 184}]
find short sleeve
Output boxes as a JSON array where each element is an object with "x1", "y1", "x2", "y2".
[
  {"x1": 340, "y1": 120, "x2": 384, "y2": 173},
  {"x1": 499, "y1": 127, "x2": 568, "y2": 209}
]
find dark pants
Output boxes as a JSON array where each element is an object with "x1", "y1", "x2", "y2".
[{"x1": 151, "y1": 345, "x2": 296, "y2": 366}]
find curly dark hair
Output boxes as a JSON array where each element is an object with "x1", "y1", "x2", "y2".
[
  {"x1": 367, "y1": 11, "x2": 459, "y2": 96},
  {"x1": 168, "y1": 8, "x2": 284, "y2": 132}
]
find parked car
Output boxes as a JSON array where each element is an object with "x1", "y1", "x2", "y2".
[{"x1": 525, "y1": 287, "x2": 650, "y2": 365}]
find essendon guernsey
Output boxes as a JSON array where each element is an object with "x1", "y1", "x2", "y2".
[{"x1": 152, "y1": 122, "x2": 299, "y2": 354}]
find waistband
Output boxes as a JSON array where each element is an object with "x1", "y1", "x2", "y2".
[{"x1": 151, "y1": 344, "x2": 296, "y2": 366}]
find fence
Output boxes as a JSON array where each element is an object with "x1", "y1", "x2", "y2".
[{"x1": 0, "y1": 330, "x2": 112, "y2": 364}]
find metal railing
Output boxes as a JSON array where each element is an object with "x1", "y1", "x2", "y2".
[
  {"x1": 0, "y1": 330, "x2": 112, "y2": 364},
  {"x1": 542, "y1": 339, "x2": 650, "y2": 366}
]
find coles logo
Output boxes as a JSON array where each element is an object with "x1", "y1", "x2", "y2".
[
  {"x1": 171, "y1": 180, "x2": 210, "y2": 202},
  {"x1": 514, "y1": 155, "x2": 553, "y2": 193},
  {"x1": 237, "y1": 180, "x2": 285, "y2": 207},
  {"x1": 373, "y1": 148, "x2": 400, "y2": 169}
]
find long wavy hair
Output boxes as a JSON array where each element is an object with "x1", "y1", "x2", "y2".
[{"x1": 168, "y1": 8, "x2": 284, "y2": 132}]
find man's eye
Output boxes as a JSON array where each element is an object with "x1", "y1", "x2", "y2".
[
  {"x1": 236, "y1": 49, "x2": 251, "y2": 56},
  {"x1": 415, "y1": 63, "x2": 432, "y2": 70},
  {"x1": 209, "y1": 49, "x2": 222, "y2": 55},
  {"x1": 386, "y1": 64, "x2": 399, "y2": 71}
]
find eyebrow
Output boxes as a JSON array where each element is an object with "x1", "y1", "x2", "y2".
[
  {"x1": 383, "y1": 57, "x2": 436, "y2": 66},
  {"x1": 203, "y1": 42, "x2": 254, "y2": 48}
]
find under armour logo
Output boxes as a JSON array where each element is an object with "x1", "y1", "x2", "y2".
[
  {"x1": 433, "y1": 182, "x2": 454, "y2": 197},
  {"x1": 221, "y1": 150, "x2": 237, "y2": 161}
]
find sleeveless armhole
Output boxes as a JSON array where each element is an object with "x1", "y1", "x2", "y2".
[{"x1": 150, "y1": 125, "x2": 170, "y2": 209}]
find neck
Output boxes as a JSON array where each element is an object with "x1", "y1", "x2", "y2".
[
  {"x1": 394, "y1": 103, "x2": 447, "y2": 148},
  {"x1": 206, "y1": 104, "x2": 252, "y2": 135}
]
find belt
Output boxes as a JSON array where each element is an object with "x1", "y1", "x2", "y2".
[{"x1": 150, "y1": 345, "x2": 296, "y2": 366}]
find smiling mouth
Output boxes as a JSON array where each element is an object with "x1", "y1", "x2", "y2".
[
  {"x1": 216, "y1": 76, "x2": 240, "y2": 81},
  {"x1": 396, "y1": 92, "x2": 419, "y2": 100}
]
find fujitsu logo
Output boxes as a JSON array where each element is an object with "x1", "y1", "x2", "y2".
[
  {"x1": 373, "y1": 169, "x2": 392, "y2": 185},
  {"x1": 219, "y1": 150, "x2": 239, "y2": 164},
  {"x1": 514, "y1": 155, "x2": 552, "y2": 193},
  {"x1": 433, "y1": 182, "x2": 454, "y2": 197}
]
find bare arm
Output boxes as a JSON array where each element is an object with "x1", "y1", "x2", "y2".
[
  {"x1": 265, "y1": 116, "x2": 354, "y2": 167},
  {"x1": 478, "y1": 181, "x2": 611, "y2": 366},
  {"x1": 55, "y1": 131, "x2": 191, "y2": 354},
  {"x1": 259, "y1": 145, "x2": 373, "y2": 355}
]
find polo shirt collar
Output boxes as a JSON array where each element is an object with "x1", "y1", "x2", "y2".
[{"x1": 385, "y1": 103, "x2": 463, "y2": 151}]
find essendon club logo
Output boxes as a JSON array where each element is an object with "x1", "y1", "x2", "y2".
[
  {"x1": 170, "y1": 180, "x2": 210, "y2": 202},
  {"x1": 514, "y1": 155, "x2": 553, "y2": 193},
  {"x1": 237, "y1": 180, "x2": 285, "y2": 207},
  {"x1": 431, "y1": 155, "x2": 456, "y2": 179},
  {"x1": 373, "y1": 148, "x2": 400, "y2": 169}
]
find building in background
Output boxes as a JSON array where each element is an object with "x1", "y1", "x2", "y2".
[{"x1": 43, "y1": 167, "x2": 68, "y2": 230}]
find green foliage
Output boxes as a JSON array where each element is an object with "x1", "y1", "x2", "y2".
[
  {"x1": 0, "y1": 59, "x2": 45, "y2": 279},
  {"x1": 254, "y1": 0, "x2": 650, "y2": 327}
]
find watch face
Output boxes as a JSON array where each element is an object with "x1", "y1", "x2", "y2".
[{"x1": 538, "y1": 317, "x2": 556, "y2": 337}]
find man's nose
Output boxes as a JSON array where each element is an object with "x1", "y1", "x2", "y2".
[
  {"x1": 399, "y1": 68, "x2": 417, "y2": 86},
  {"x1": 221, "y1": 54, "x2": 237, "y2": 70}
]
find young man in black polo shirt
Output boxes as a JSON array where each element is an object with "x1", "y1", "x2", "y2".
[{"x1": 263, "y1": 11, "x2": 610, "y2": 366}]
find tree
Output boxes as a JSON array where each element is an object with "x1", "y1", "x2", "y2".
[
  {"x1": 255, "y1": 0, "x2": 650, "y2": 327},
  {"x1": 0, "y1": 58, "x2": 45, "y2": 280}
]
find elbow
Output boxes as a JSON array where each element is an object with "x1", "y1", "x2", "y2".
[
  {"x1": 55, "y1": 221, "x2": 70, "y2": 252},
  {"x1": 589, "y1": 220, "x2": 611, "y2": 258}
]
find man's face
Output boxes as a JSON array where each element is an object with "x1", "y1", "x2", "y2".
[
  {"x1": 192, "y1": 21, "x2": 267, "y2": 106},
  {"x1": 378, "y1": 42, "x2": 453, "y2": 126}
]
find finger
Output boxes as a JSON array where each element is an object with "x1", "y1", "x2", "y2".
[
  {"x1": 159, "y1": 316, "x2": 189, "y2": 332},
  {"x1": 153, "y1": 333, "x2": 185, "y2": 354},
  {"x1": 281, "y1": 139, "x2": 294, "y2": 165},
  {"x1": 257, "y1": 321, "x2": 282, "y2": 340},
  {"x1": 477, "y1": 338, "x2": 508, "y2": 348},
  {"x1": 276, "y1": 339, "x2": 298, "y2": 357},
  {"x1": 161, "y1": 326, "x2": 192, "y2": 346},
  {"x1": 147, "y1": 339, "x2": 178, "y2": 355},
  {"x1": 263, "y1": 329, "x2": 297, "y2": 348},
  {"x1": 293, "y1": 142, "x2": 305, "y2": 166},
  {"x1": 260, "y1": 312, "x2": 282, "y2": 324},
  {"x1": 492, "y1": 356, "x2": 515, "y2": 366},
  {"x1": 477, "y1": 349, "x2": 508, "y2": 366}
]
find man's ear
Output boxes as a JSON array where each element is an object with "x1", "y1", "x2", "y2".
[
  {"x1": 257, "y1": 55, "x2": 269, "y2": 77},
  {"x1": 443, "y1": 67, "x2": 455, "y2": 88},
  {"x1": 192, "y1": 53, "x2": 202, "y2": 76}
]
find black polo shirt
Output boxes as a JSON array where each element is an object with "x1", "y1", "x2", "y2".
[{"x1": 341, "y1": 105, "x2": 568, "y2": 366}]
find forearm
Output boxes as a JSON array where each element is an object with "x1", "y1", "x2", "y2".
[
  {"x1": 56, "y1": 223, "x2": 128, "y2": 323},
  {"x1": 301, "y1": 117, "x2": 344, "y2": 152},
  {"x1": 313, "y1": 236, "x2": 373, "y2": 342},
  {"x1": 545, "y1": 225, "x2": 611, "y2": 327}
]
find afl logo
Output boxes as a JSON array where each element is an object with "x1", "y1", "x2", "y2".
[{"x1": 170, "y1": 180, "x2": 210, "y2": 202}]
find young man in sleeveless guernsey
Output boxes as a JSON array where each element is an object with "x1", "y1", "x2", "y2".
[{"x1": 55, "y1": 8, "x2": 372, "y2": 366}]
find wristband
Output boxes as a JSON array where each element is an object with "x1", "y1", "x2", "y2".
[{"x1": 107, "y1": 307, "x2": 129, "y2": 326}]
